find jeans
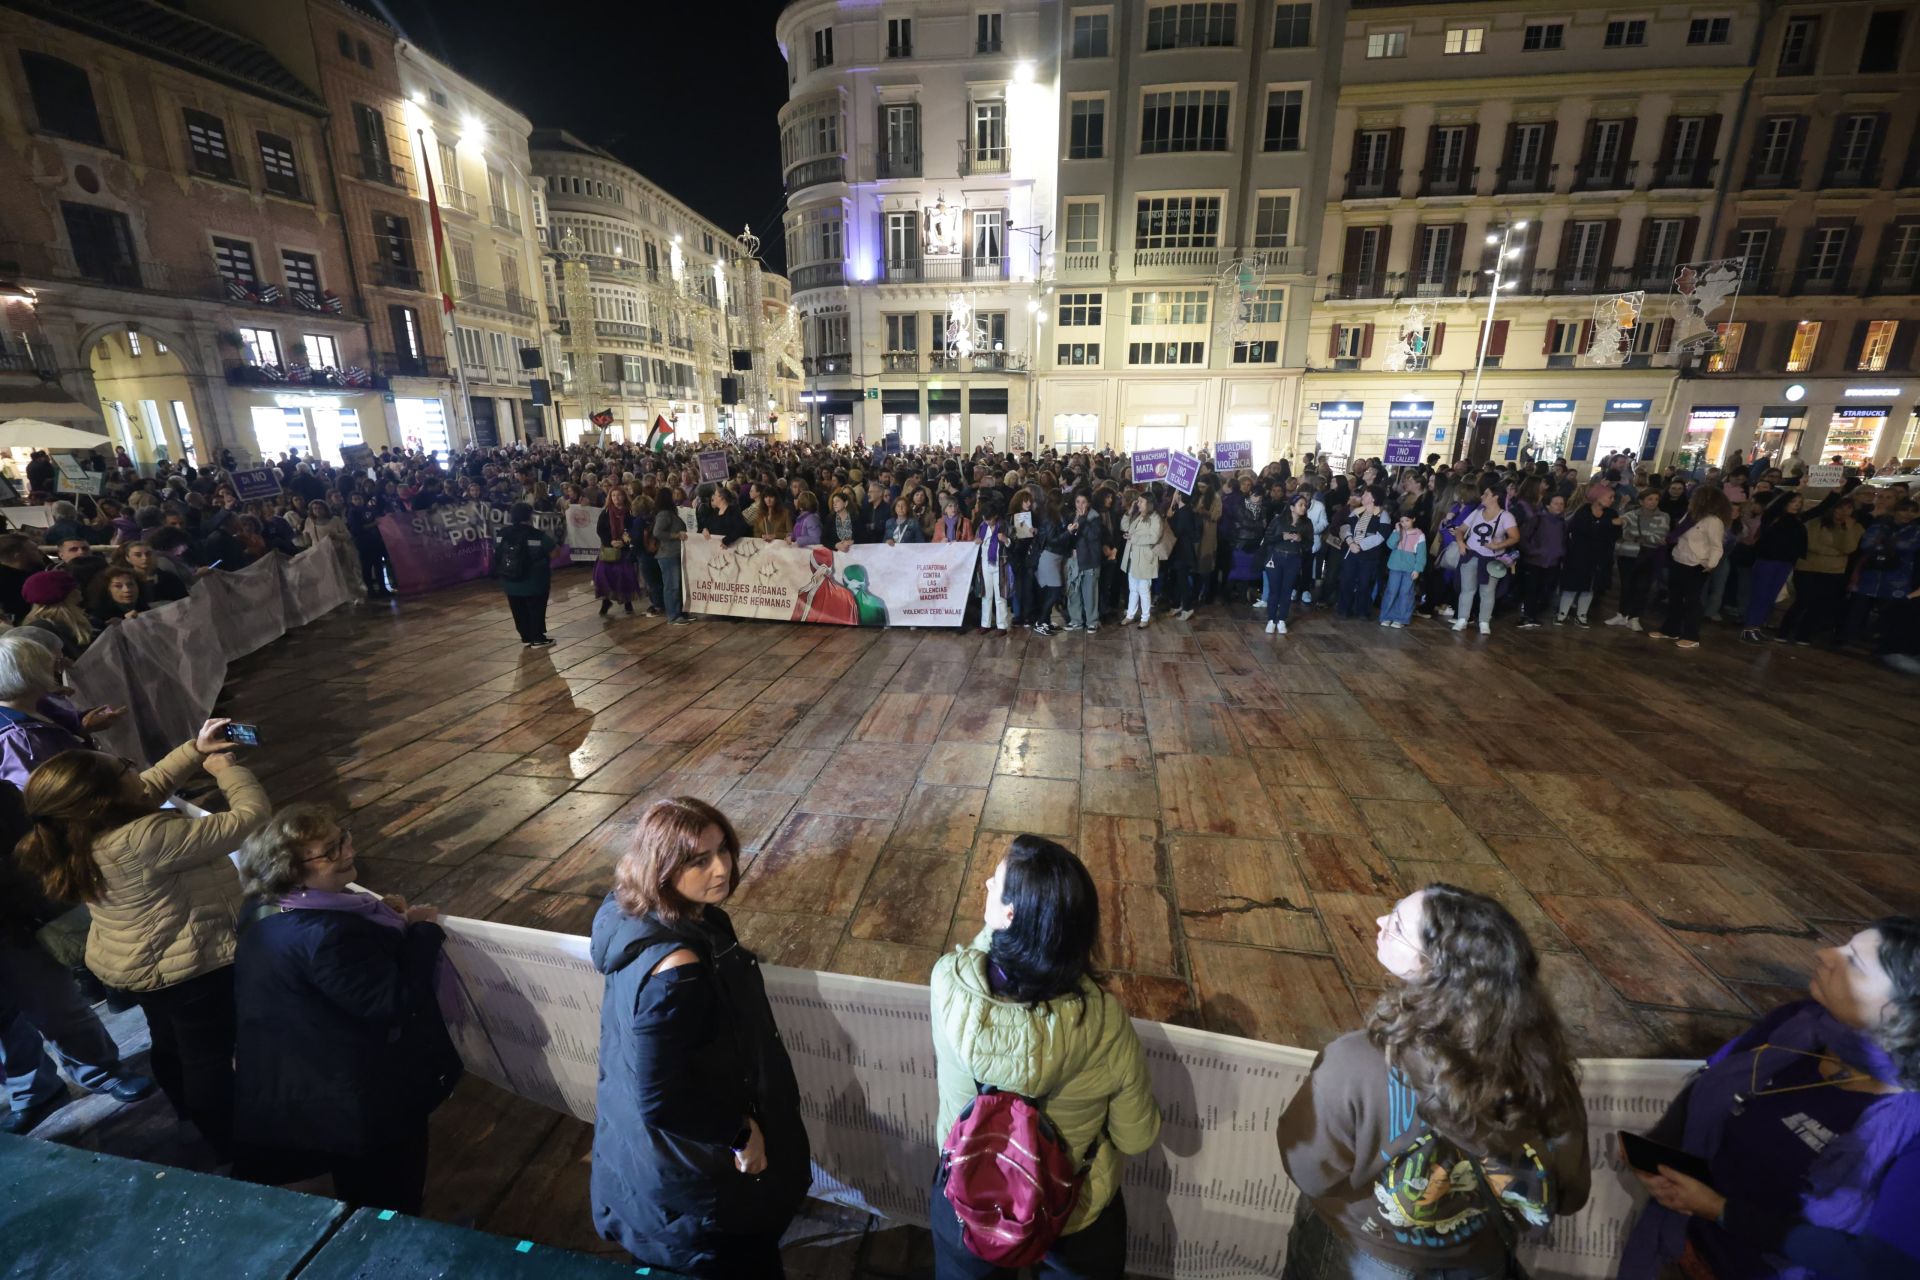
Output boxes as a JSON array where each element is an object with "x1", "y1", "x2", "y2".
[
  {"x1": 1265, "y1": 556, "x2": 1302, "y2": 623},
  {"x1": 1617, "y1": 554, "x2": 1657, "y2": 618},
  {"x1": 132, "y1": 966, "x2": 237, "y2": 1159},
  {"x1": 1556, "y1": 588, "x2": 1593, "y2": 620},
  {"x1": 240, "y1": 1121, "x2": 431, "y2": 1215},
  {"x1": 636, "y1": 553, "x2": 665, "y2": 608},
  {"x1": 1282, "y1": 1208, "x2": 1508, "y2": 1280},
  {"x1": 1663, "y1": 562, "x2": 1709, "y2": 641},
  {"x1": 1125, "y1": 576, "x2": 1153, "y2": 621},
  {"x1": 930, "y1": 1171, "x2": 1130, "y2": 1280},
  {"x1": 658, "y1": 557, "x2": 683, "y2": 619},
  {"x1": 1067, "y1": 565, "x2": 1098, "y2": 627},
  {"x1": 1456, "y1": 556, "x2": 1497, "y2": 625},
  {"x1": 1522, "y1": 562, "x2": 1561, "y2": 621},
  {"x1": 1337, "y1": 556, "x2": 1380, "y2": 618},
  {"x1": 1172, "y1": 565, "x2": 1202, "y2": 612},
  {"x1": 1702, "y1": 554, "x2": 1732, "y2": 620},
  {"x1": 0, "y1": 941, "x2": 124, "y2": 1114},
  {"x1": 1744, "y1": 559, "x2": 1794, "y2": 628},
  {"x1": 1379, "y1": 570, "x2": 1416, "y2": 624},
  {"x1": 506, "y1": 592, "x2": 550, "y2": 643}
]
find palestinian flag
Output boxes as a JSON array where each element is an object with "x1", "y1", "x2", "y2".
[{"x1": 645, "y1": 415, "x2": 674, "y2": 453}]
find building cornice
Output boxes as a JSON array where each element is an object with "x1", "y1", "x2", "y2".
[{"x1": 1337, "y1": 65, "x2": 1751, "y2": 105}]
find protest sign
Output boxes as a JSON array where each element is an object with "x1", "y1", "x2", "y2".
[
  {"x1": 231, "y1": 467, "x2": 283, "y2": 501},
  {"x1": 340, "y1": 443, "x2": 376, "y2": 474},
  {"x1": 1384, "y1": 435, "x2": 1424, "y2": 466},
  {"x1": 1166, "y1": 449, "x2": 1200, "y2": 494},
  {"x1": 1213, "y1": 441, "x2": 1252, "y2": 470},
  {"x1": 1805, "y1": 463, "x2": 1845, "y2": 489},
  {"x1": 1132, "y1": 448, "x2": 1171, "y2": 484},
  {"x1": 697, "y1": 450, "x2": 731, "y2": 482},
  {"x1": 375, "y1": 501, "x2": 587, "y2": 595},
  {"x1": 682, "y1": 535, "x2": 978, "y2": 627},
  {"x1": 54, "y1": 454, "x2": 100, "y2": 495}
]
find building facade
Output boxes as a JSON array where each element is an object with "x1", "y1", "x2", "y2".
[
  {"x1": 533, "y1": 130, "x2": 778, "y2": 445},
  {"x1": 1677, "y1": 0, "x2": 1920, "y2": 472},
  {"x1": 0, "y1": 0, "x2": 375, "y2": 465},
  {"x1": 1303, "y1": 0, "x2": 1754, "y2": 471}
]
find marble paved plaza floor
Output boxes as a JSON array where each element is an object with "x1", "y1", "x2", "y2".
[{"x1": 178, "y1": 573, "x2": 1920, "y2": 1267}]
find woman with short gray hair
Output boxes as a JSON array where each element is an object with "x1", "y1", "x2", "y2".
[{"x1": 0, "y1": 632, "x2": 122, "y2": 793}]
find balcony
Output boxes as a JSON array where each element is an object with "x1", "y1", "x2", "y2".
[
  {"x1": 0, "y1": 336, "x2": 58, "y2": 379},
  {"x1": 1625, "y1": 263, "x2": 1683, "y2": 290},
  {"x1": 879, "y1": 256, "x2": 1008, "y2": 283},
  {"x1": 789, "y1": 262, "x2": 846, "y2": 291},
  {"x1": 491, "y1": 204, "x2": 523, "y2": 233},
  {"x1": 0, "y1": 240, "x2": 359, "y2": 315},
  {"x1": 372, "y1": 260, "x2": 423, "y2": 290},
  {"x1": 875, "y1": 148, "x2": 921, "y2": 179},
  {"x1": 785, "y1": 156, "x2": 845, "y2": 192},
  {"x1": 1408, "y1": 270, "x2": 1465, "y2": 298},
  {"x1": 1823, "y1": 160, "x2": 1882, "y2": 189},
  {"x1": 377, "y1": 350, "x2": 448, "y2": 379},
  {"x1": 887, "y1": 42, "x2": 912, "y2": 58},
  {"x1": 1548, "y1": 269, "x2": 1605, "y2": 294},
  {"x1": 1573, "y1": 159, "x2": 1638, "y2": 191},
  {"x1": 1496, "y1": 163, "x2": 1557, "y2": 194},
  {"x1": 1791, "y1": 268, "x2": 1859, "y2": 295},
  {"x1": 801, "y1": 354, "x2": 852, "y2": 376},
  {"x1": 225, "y1": 361, "x2": 385, "y2": 391},
  {"x1": 441, "y1": 185, "x2": 476, "y2": 215},
  {"x1": 1060, "y1": 251, "x2": 1105, "y2": 274},
  {"x1": 462, "y1": 285, "x2": 536, "y2": 318},
  {"x1": 1133, "y1": 247, "x2": 1220, "y2": 271},
  {"x1": 355, "y1": 153, "x2": 409, "y2": 191},
  {"x1": 960, "y1": 142, "x2": 1009, "y2": 175},
  {"x1": 596, "y1": 320, "x2": 649, "y2": 340},
  {"x1": 1320, "y1": 272, "x2": 1399, "y2": 301},
  {"x1": 1744, "y1": 166, "x2": 1801, "y2": 190},
  {"x1": 1651, "y1": 158, "x2": 1718, "y2": 190},
  {"x1": 883, "y1": 352, "x2": 919, "y2": 373},
  {"x1": 976, "y1": 36, "x2": 1002, "y2": 53},
  {"x1": 1344, "y1": 168, "x2": 1398, "y2": 199},
  {"x1": 1420, "y1": 165, "x2": 1479, "y2": 197},
  {"x1": 1867, "y1": 268, "x2": 1919, "y2": 296}
]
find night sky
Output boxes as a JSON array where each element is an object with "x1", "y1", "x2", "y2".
[{"x1": 372, "y1": 0, "x2": 795, "y2": 273}]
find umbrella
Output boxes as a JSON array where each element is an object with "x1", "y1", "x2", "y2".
[{"x1": 0, "y1": 419, "x2": 113, "y2": 450}]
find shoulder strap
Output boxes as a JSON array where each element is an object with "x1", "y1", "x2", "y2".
[{"x1": 1461, "y1": 1149, "x2": 1522, "y2": 1256}]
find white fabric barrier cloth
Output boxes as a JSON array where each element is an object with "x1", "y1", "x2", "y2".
[
  {"x1": 68, "y1": 540, "x2": 361, "y2": 764},
  {"x1": 438, "y1": 914, "x2": 1693, "y2": 1279},
  {"x1": 682, "y1": 535, "x2": 980, "y2": 628}
]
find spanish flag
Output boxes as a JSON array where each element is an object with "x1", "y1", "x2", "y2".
[
  {"x1": 645, "y1": 415, "x2": 674, "y2": 453},
  {"x1": 418, "y1": 129, "x2": 457, "y2": 316}
]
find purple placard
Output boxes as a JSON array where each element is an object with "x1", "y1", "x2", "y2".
[
  {"x1": 231, "y1": 467, "x2": 282, "y2": 501},
  {"x1": 1166, "y1": 450, "x2": 1201, "y2": 494},
  {"x1": 697, "y1": 450, "x2": 730, "y2": 482},
  {"x1": 1131, "y1": 448, "x2": 1171, "y2": 484},
  {"x1": 1383, "y1": 436, "x2": 1424, "y2": 466},
  {"x1": 1213, "y1": 440, "x2": 1252, "y2": 470}
]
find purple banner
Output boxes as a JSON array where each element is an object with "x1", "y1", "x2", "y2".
[
  {"x1": 1383, "y1": 436, "x2": 1424, "y2": 466},
  {"x1": 1132, "y1": 448, "x2": 1171, "y2": 484},
  {"x1": 1213, "y1": 441, "x2": 1253, "y2": 470},
  {"x1": 1166, "y1": 449, "x2": 1200, "y2": 495},
  {"x1": 697, "y1": 450, "x2": 730, "y2": 482},
  {"x1": 376, "y1": 502, "x2": 573, "y2": 596},
  {"x1": 232, "y1": 467, "x2": 282, "y2": 501}
]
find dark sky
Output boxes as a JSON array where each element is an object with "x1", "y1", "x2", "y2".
[{"x1": 372, "y1": 0, "x2": 794, "y2": 273}]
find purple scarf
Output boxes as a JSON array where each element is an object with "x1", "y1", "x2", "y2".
[
  {"x1": 278, "y1": 889, "x2": 463, "y2": 1024},
  {"x1": 1620, "y1": 1000, "x2": 1920, "y2": 1279}
]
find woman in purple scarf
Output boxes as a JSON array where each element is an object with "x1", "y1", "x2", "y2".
[
  {"x1": 1620, "y1": 918, "x2": 1920, "y2": 1279},
  {"x1": 230, "y1": 804, "x2": 462, "y2": 1213}
]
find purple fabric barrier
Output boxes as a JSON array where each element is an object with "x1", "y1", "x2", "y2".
[{"x1": 376, "y1": 502, "x2": 589, "y2": 595}]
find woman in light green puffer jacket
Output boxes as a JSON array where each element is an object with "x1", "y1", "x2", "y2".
[{"x1": 929, "y1": 835, "x2": 1162, "y2": 1278}]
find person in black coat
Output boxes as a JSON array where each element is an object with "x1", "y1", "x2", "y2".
[
  {"x1": 590, "y1": 797, "x2": 809, "y2": 1279},
  {"x1": 705, "y1": 487, "x2": 754, "y2": 546},
  {"x1": 230, "y1": 805, "x2": 460, "y2": 1213}
]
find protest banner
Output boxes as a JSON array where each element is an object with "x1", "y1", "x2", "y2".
[
  {"x1": 374, "y1": 501, "x2": 592, "y2": 595},
  {"x1": 1213, "y1": 441, "x2": 1252, "y2": 470},
  {"x1": 1132, "y1": 448, "x2": 1171, "y2": 484},
  {"x1": 697, "y1": 450, "x2": 731, "y2": 482},
  {"x1": 438, "y1": 912, "x2": 1695, "y2": 1280},
  {"x1": 1166, "y1": 449, "x2": 1200, "y2": 494},
  {"x1": 231, "y1": 467, "x2": 283, "y2": 501},
  {"x1": 682, "y1": 535, "x2": 978, "y2": 627},
  {"x1": 54, "y1": 454, "x2": 101, "y2": 495},
  {"x1": 1805, "y1": 463, "x2": 1845, "y2": 489}
]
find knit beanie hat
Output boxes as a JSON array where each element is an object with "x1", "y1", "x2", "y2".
[{"x1": 22, "y1": 570, "x2": 77, "y2": 606}]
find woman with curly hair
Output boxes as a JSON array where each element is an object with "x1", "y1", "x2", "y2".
[
  {"x1": 1619, "y1": 918, "x2": 1920, "y2": 1279},
  {"x1": 1278, "y1": 884, "x2": 1589, "y2": 1279}
]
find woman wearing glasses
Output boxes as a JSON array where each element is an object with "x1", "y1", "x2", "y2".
[
  {"x1": 13, "y1": 719, "x2": 270, "y2": 1159},
  {"x1": 228, "y1": 805, "x2": 460, "y2": 1212},
  {"x1": 1278, "y1": 884, "x2": 1590, "y2": 1280}
]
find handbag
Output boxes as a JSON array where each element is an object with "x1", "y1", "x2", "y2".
[
  {"x1": 1462, "y1": 1150, "x2": 1533, "y2": 1279},
  {"x1": 1440, "y1": 540, "x2": 1462, "y2": 571},
  {"x1": 597, "y1": 544, "x2": 625, "y2": 563}
]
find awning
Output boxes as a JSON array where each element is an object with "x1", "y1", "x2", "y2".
[
  {"x1": 0, "y1": 384, "x2": 102, "y2": 423},
  {"x1": 0, "y1": 418, "x2": 113, "y2": 450}
]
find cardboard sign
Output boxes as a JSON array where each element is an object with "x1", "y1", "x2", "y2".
[
  {"x1": 1383, "y1": 436, "x2": 1424, "y2": 466},
  {"x1": 1166, "y1": 449, "x2": 1200, "y2": 494},
  {"x1": 1213, "y1": 441, "x2": 1252, "y2": 470},
  {"x1": 340, "y1": 443, "x2": 376, "y2": 474},
  {"x1": 1132, "y1": 448, "x2": 1171, "y2": 484},
  {"x1": 696, "y1": 450, "x2": 730, "y2": 483},
  {"x1": 1805, "y1": 463, "x2": 1845, "y2": 489},
  {"x1": 54, "y1": 454, "x2": 100, "y2": 494},
  {"x1": 231, "y1": 467, "x2": 283, "y2": 501}
]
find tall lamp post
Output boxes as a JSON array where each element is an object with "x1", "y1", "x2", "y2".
[{"x1": 1458, "y1": 220, "x2": 1528, "y2": 467}]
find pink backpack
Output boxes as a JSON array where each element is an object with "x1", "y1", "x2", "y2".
[{"x1": 939, "y1": 1083, "x2": 1099, "y2": 1267}]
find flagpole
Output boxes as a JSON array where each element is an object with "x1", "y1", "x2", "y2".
[{"x1": 418, "y1": 129, "x2": 476, "y2": 455}]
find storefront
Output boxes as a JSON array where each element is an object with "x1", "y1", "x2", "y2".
[
  {"x1": 1123, "y1": 414, "x2": 1192, "y2": 456},
  {"x1": 1676, "y1": 405, "x2": 1738, "y2": 474},
  {"x1": 969, "y1": 387, "x2": 1009, "y2": 451},
  {"x1": 927, "y1": 389, "x2": 961, "y2": 447},
  {"x1": 1753, "y1": 406, "x2": 1807, "y2": 465},
  {"x1": 1820, "y1": 404, "x2": 1890, "y2": 468},
  {"x1": 1385, "y1": 401, "x2": 1433, "y2": 466},
  {"x1": 1314, "y1": 402, "x2": 1362, "y2": 472},
  {"x1": 393, "y1": 395, "x2": 451, "y2": 461},
  {"x1": 881, "y1": 390, "x2": 921, "y2": 448},
  {"x1": 1524, "y1": 400, "x2": 1575, "y2": 462},
  {"x1": 1596, "y1": 399, "x2": 1654, "y2": 462}
]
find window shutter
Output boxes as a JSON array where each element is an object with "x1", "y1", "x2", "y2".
[
  {"x1": 1329, "y1": 325, "x2": 1343, "y2": 360},
  {"x1": 1616, "y1": 117, "x2": 1638, "y2": 172},
  {"x1": 1348, "y1": 129, "x2": 1367, "y2": 185},
  {"x1": 1486, "y1": 319, "x2": 1509, "y2": 357},
  {"x1": 1887, "y1": 321, "x2": 1920, "y2": 373},
  {"x1": 1697, "y1": 115, "x2": 1722, "y2": 180},
  {"x1": 1500, "y1": 121, "x2": 1520, "y2": 175},
  {"x1": 1865, "y1": 112, "x2": 1892, "y2": 173},
  {"x1": 1460, "y1": 123, "x2": 1479, "y2": 181},
  {"x1": 1384, "y1": 128, "x2": 1405, "y2": 197},
  {"x1": 1543, "y1": 319, "x2": 1560, "y2": 355},
  {"x1": 1846, "y1": 320, "x2": 1872, "y2": 371},
  {"x1": 1836, "y1": 218, "x2": 1862, "y2": 284},
  {"x1": 1341, "y1": 226, "x2": 1365, "y2": 277},
  {"x1": 1361, "y1": 324, "x2": 1375, "y2": 358},
  {"x1": 1737, "y1": 321, "x2": 1764, "y2": 372},
  {"x1": 1766, "y1": 323, "x2": 1798, "y2": 370},
  {"x1": 1538, "y1": 120, "x2": 1559, "y2": 175},
  {"x1": 1654, "y1": 116, "x2": 1681, "y2": 171},
  {"x1": 1678, "y1": 217, "x2": 1700, "y2": 263},
  {"x1": 1578, "y1": 320, "x2": 1594, "y2": 354},
  {"x1": 1430, "y1": 321, "x2": 1446, "y2": 356},
  {"x1": 1444, "y1": 222, "x2": 1466, "y2": 279},
  {"x1": 1376, "y1": 226, "x2": 1393, "y2": 276},
  {"x1": 1597, "y1": 219, "x2": 1622, "y2": 279},
  {"x1": 1576, "y1": 119, "x2": 1599, "y2": 173},
  {"x1": 1655, "y1": 319, "x2": 1674, "y2": 351},
  {"x1": 1631, "y1": 217, "x2": 1655, "y2": 272},
  {"x1": 1784, "y1": 116, "x2": 1808, "y2": 185},
  {"x1": 1422, "y1": 124, "x2": 1443, "y2": 194}
]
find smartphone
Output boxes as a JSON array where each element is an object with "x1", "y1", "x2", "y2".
[
  {"x1": 221, "y1": 723, "x2": 261, "y2": 747},
  {"x1": 1618, "y1": 1131, "x2": 1712, "y2": 1184}
]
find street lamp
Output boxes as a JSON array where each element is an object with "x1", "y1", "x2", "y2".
[{"x1": 1458, "y1": 220, "x2": 1528, "y2": 467}]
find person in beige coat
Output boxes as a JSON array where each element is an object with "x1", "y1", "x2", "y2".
[
  {"x1": 1119, "y1": 494, "x2": 1165, "y2": 629},
  {"x1": 15, "y1": 718, "x2": 270, "y2": 1158}
]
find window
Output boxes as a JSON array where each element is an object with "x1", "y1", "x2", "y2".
[
  {"x1": 885, "y1": 314, "x2": 919, "y2": 352},
  {"x1": 1333, "y1": 325, "x2": 1365, "y2": 359},
  {"x1": 887, "y1": 16, "x2": 913, "y2": 57},
  {"x1": 1273, "y1": 3, "x2": 1311, "y2": 47},
  {"x1": 1861, "y1": 11, "x2": 1904, "y2": 72},
  {"x1": 357, "y1": 40, "x2": 372, "y2": 69},
  {"x1": 1831, "y1": 115, "x2": 1879, "y2": 182},
  {"x1": 1072, "y1": 10, "x2": 1112, "y2": 57},
  {"x1": 212, "y1": 236, "x2": 258, "y2": 286},
  {"x1": 1128, "y1": 340, "x2": 1206, "y2": 365},
  {"x1": 1703, "y1": 322, "x2": 1743, "y2": 372},
  {"x1": 1412, "y1": 225, "x2": 1455, "y2": 288},
  {"x1": 171, "y1": 401, "x2": 197, "y2": 465},
  {"x1": 812, "y1": 27, "x2": 833, "y2": 68},
  {"x1": 1140, "y1": 89, "x2": 1231, "y2": 153},
  {"x1": 972, "y1": 210, "x2": 1005, "y2": 264},
  {"x1": 125, "y1": 330, "x2": 142, "y2": 357},
  {"x1": 1069, "y1": 97, "x2": 1106, "y2": 159},
  {"x1": 258, "y1": 132, "x2": 301, "y2": 198},
  {"x1": 1129, "y1": 289, "x2": 1210, "y2": 324},
  {"x1": 1135, "y1": 196, "x2": 1222, "y2": 249},
  {"x1": 977, "y1": 12, "x2": 1003, "y2": 53},
  {"x1": 1733, "y1": 226, "x2": 1772, "y2": 284},
  {"x1": 1687, "y1": 16, "x2": 1730, "y2": 44},
  {"x1": 971, "y1": 100, "x2": 1006, "y2": 163},
  {"x1": 1754, "y1": 116, "x2": 1799, "y2": 180},
  {"x1": 183, "y1": 109, "x2": 234, "y2": 180},
  {"x1": 1888, "y1": 223, "x2": 1920, "y2": 280},
  {"x1": 1805, "y1": 225, "x2": 1850, "y2": 281},
  {"x1": 1233, "y1": 340, "x2": 1280, "y2": 363},
  {"x1": 1366, "y1": 30, "x2": 1406, "y2": 58},
  {"x1": 21, "y1": 52, "x2": 105, "y2": 146},
  {"x1": 884, "y1": 210, "x2": 916, "y2": 266},
  {"x1": 1565, "y1": 220, "x2": 1608, "y2": 282},
  {"x1": 281, "y1": 249, "x2": 320, "y2": 295},
  {"x1": 237, "y1": 326, "x2": 281, "y2": 367},
  {"x1": 451, "y1": 239, "x2": 477, "y2": 289},
  {"x1": 62, "y1": 202, "x2": 138, "y2": 286},
  {"x1": 1144, "y1": 3, "x2": 1237, "y2": 50},
  {"x1": 337, "y1": 30, "x2": 353, "y2": 57},
  {"x1": 1785, "y1": 321, "x2": 1821, "y2": 371},
  {"x1": 1604, "y1": 18, "x2": 1647, "y2": 47},
  {"x1": 1253, "y1": 194, "x2": 1293, "y2": 248},
  {"x1": 1262, "y1": 88, "x2": 1303, "y2": 151},
  {"x1": 1859, "y1": 320, "x2": 1899, "y2": 371},
  {"x1": 352, "y1": 103, "x2": 393, "y2": 183},
  {"x1": 1444, "y1": 25, "x2": 1485, "y2": 53},
  {"x1": 1057, "y1": 342, "x2": 1101, "y2": 365},
  {"x1": 1644, "y1": 219, "x2": 1686, "y2": 276},
  {"x1": 1064, "y1": 200, "x2": 1102, "y2": 253},
  {"x1": 1548, "y1": 320, "x2": 1583, "y2": 356},
  {"x1": 1522, "y1": 23, "x2": 1565, "y2": 50},
  {"x1": 303, "y1": 333, "x2": 341, "y2": 370},
  {"x1": 1245, "y1": 286, "x2": 1284, "y2": 323},
  {"x1": 1778, "y1": 16, "x2": 1819, "y2": 73},
  {"x1": 1057, "y1": 292, "x2": 1103, "y2": 325}
]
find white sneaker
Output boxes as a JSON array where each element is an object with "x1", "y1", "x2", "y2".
[
  {"x1": 1380, "y1": 619, "x2": 1391, "y2": 627},
  {"x1": 1138, "y1": 616, "x2": 1150, "y2": 629},
  {"x1": 1478, "y1": 621, "x2": 1491, "y2": 635},
  {"x1": 1121, "y1": 612, "x2": 1136, "y2": 625},
  {"x1": 1604, "y1": 614, "x2": 1627, "y2": 628},
  {"x1": 1437, "y1": 604, "x2": 1454, "y2": 618},
  {"x1": 1452, "y1": 619, "x2": 1468, "y2": 632},
  {"x1": 1265, "y1": 620, "x2": 1277, "y2": 635},
  {"x1": 1300, "y1": 591, "x2": 1312, "y2": 605},
  {"x1": 1275, "y1": 620, "x2": 1287, "y2": 635},
  {"x1": 1628, "y1": 618, "x2": 1643, "y2": 632},
  {"x1": 1253, "y1": 598, "x2": 1266, "y2": 608}
]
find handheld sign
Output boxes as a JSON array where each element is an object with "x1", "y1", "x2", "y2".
[
  {"x1": 340, "y1": 443, "x2": 376, "y2": 473},
  {"x1": 1213, "y1": 441, "x2": 1252, "y2": 470},
  {"x1": 231, "y1": 467, "x2": 284, "y2": 501},
  {"x1": 1131, "y1": 448, "x2": 1171, "y2": 484},
  {"x1": 53, "y1": 454, "x2": 100, "y2": 494},
  {"x1": 696, "y1": 450, "x2": 730, "y2": 483},
  {"x1": 1804, "y1": 463, "x2": 1845, "y2": 489},
  {"x1": 1166, "y1": 449, "x2": 1201, "y2": 495}
]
